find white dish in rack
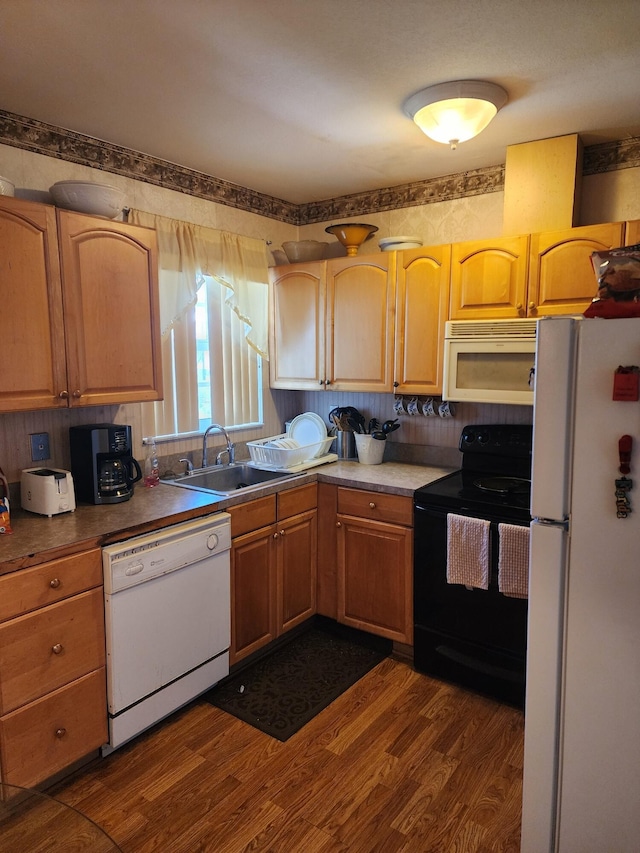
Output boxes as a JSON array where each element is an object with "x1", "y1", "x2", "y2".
[{"x1": 288, "y1": 412, "x2": 327, "y2": 458}]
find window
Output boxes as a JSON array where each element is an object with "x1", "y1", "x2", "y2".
[
  {"x1": 148, "y1": 274, "x2": 263, "y2": 440},
  {"x1": 128, "y1": 210, "x2": 270, "y2": 443}
]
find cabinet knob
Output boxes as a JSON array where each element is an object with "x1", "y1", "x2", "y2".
[
  {"x1": 280, "y1": 529, "x2": 286, "y2": 536},
  {"x1": 49, "y1": 578, "x2": 61, "y2": 589},
  {"x1": 393, "y1": 381, "x2": 399, "y2": 388},
  {"x1": 58, "y1": 390, "x2": 69, "y2": 399},
  {"x1": 528, "y1": 301, "x2": 536, "y2": 310},
  {"x1": 52, "y1": 643, "x2": 63, "y2": 655},
  {"x1": 55, "y1": 728, "x2": 67, "y2": 739},
  {"x1": 325, "y1": 380, "x2": 331, "y2": 386},
  {"x1": 273, "y1": 532, "x2": 279, "y2": 539},
  {"x1": 369, "y1": 501, "x2": 376, "y2": 509},
  {"x1": 319, "y1": 380, "x2": 324, "y2": 386},
  {"x1": 72, "y1": 390, "x2": 82, "y2": 398},
  {"x1": 336, "y1": 521, "x2": 342, "y2": 528}
]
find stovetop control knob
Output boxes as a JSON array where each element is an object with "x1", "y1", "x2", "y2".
[
  {"x1": 461, "y1": 428, "x2": 476, "y2": 445},
  {"x1": 476, "y1": 430, "x2": 490, "y2": 445}
]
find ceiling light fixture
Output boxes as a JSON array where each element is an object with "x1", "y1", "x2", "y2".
[{"x1": 403, "y1": 80, "x2": 508, "y2": 150}]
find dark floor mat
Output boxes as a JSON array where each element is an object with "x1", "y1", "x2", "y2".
[{"x1": 203, "y1": 623, "x2": 390, "y2": 741}]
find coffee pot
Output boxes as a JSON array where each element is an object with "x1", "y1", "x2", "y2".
[{"x1": 70, "y1": 424, "x2": 142, "y2": 504}]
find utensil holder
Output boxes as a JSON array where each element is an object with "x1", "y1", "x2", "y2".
[
  {"x1": 354, "y1": 434, "x2": 385, "y2": 465},
  {"x1": 336, "y1": 431, "x2": 356, "y2": 459}
]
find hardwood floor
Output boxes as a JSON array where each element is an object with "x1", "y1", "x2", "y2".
[{"x1": 49, "y1": 658, "x2": 524, "y2": 852}]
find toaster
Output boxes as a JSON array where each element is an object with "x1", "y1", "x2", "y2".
[{"x1": 21, "y1": 468, "x2": 76, "y2": 517}]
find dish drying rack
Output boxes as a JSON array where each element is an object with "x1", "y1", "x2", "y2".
[{"x1": 247, "y1": 434, "x2": 336, "y2": 471}]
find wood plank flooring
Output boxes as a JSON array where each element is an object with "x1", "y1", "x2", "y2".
[{"x1": 48, "y1": 658, "x2": 524, "y2": 852}]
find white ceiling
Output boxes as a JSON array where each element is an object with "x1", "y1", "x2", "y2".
[{"x1": 2, "y1": 0, "x2": 640, "y2": 205}]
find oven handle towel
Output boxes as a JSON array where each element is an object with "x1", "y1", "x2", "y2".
[
  {"x1": 446, "y1": 514, "x2": 490, "y2": 590},
  {"x1": 498, "y1": 523, "x2": 530, "y2": 598}
]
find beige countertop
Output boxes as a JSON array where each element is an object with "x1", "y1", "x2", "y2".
[{"x1": 0, "y1": 460, "x2": 454, "y2": 573}]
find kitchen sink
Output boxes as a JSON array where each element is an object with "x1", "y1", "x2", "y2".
[{"x1": 162, "y1": 463, "x2": 296, "y2": 496}]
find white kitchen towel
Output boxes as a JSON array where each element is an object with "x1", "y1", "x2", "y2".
[
  {"x1": 498, "y1": 523, "x2": 530, "y2": 599},
  {"x1": 446, "y1": 514, "x2": 490, "y2": 590}
]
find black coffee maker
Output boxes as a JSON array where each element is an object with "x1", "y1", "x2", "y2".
[{"x1": 69, "y1": 424, "x2": 142, "y2": 504}]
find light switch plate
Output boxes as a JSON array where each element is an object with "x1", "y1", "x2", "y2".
[{"x1": 30, "y1": 432, "x2": 50, "y2": 462}]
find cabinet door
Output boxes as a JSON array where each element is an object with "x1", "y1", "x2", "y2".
[
  {"x1": 395, "y1": 245, "x2": 451, "y2": 395},
  {"x1": 56, "y1": 211, "x2": 162, "y2": 406},
  {"x1": 277, "y1": 509, "x2": 317, "y2": 634},
  {"x1": 0, "y1": 197, "x2": 68, "y2": 412},
  {"x1": 529, "y1": 222, "x2": 624, "y2": 316},
  {"x1": 327, "y1": 254, "x2": 396, "y2": 392},
  {"x1": 337, "y1": 514, "x2": 413, "y2": 644},
  {"x1": 625, "y1": 220, "x2": 640, "y2": 244},
  {"x1": 269, "y1": 262, "x2": 326, "y2": 389},
  {"x1": 230, "y1": 524, "x2": 277, "y2": 665},
  {"x1": 450, "y1": 235, "x2": 529, "y2": 319}
]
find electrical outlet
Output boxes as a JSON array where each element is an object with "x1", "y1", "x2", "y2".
[{"x1": 30, "y1": 432, "x2": 50, "y2": 462}]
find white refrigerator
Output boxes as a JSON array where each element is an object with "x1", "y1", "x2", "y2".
[{"x1": 521, "y1": 315, "x2": 640, "y2": 852}]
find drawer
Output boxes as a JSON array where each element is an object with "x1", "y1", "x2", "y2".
[
  {"x1": 229, "y1": 494, "x2": 276, "y2": 538},
  {"x1": 0, "y1": 548, "x2": 102, "y2": 623},
  {"x1": 277, "y1": 482, "x2": 317, "y2": 520},
  {"x1": 337, "y1": 487, "x2": 413, "y2": 527},
  {"x1": 0, "y1": 588, "x2": 106, "y2": 714},
  {"x1": 0, "y1": 669, "x2": 108, "y2": 789}
]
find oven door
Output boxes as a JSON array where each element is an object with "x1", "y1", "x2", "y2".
[{"x1": 413, "y1": 503, "x2": 528, "y2": 707}]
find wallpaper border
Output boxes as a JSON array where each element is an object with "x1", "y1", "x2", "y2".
[{"x1": 1, "y1": 110, "x2": 638, "y2": 227}]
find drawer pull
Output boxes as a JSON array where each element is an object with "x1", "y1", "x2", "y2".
[
  {"x1": 369, "y1": 501, "x2": 376, "y2": 509},
  {"x1": 49, "y1": 578, "x2": 61, "y2": 589},
  {"x1": 55, "y1": 728, "x2": 67, "y2": 739},
  {"x1": 52, "y1": 643, "x2": 64, "y2": 655}
]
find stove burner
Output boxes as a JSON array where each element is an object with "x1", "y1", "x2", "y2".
[{"x1": 473, "y1": 476, "x2": 531, "y2": 495}]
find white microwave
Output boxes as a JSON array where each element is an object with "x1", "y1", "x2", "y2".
[{"x1": 442, "y1": 319, "x2": 537, "y2": 405}]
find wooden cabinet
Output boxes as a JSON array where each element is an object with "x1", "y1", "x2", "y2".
[
  {"x1": 528, "y1": 222, "x2": 624, "y2": 316},
  {"x1": 0, "y1": 548, "x2": 107, "y2": 787},
  {"x1": 394, "y1": 244, "x2": 451, "y2": 395},
  {"x1": 0, "y1": 195, "x2": 162, "y2": 413},
  {"x1": 269, "y1": 254, "x2": 396, "y2": 392},
  {"x1": 335, "y1": 487, "x2": 413, "y2": 644},
  {"x1": 449, "y1": 234, "x2": 530, "y2": 320},
  {"x1": 624, "y1": 220, "x2": 640, "y2": 244},
  {"x1": 450, "y1": 224, "x2": 625, "y2": 320},
  {"x1": 229, "y1": 484, "x2": 317, "y2": 664}
]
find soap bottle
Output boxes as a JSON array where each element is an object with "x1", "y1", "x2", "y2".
[{"x1": 144, "y1": 438, "x2": 160, "y2": 487}]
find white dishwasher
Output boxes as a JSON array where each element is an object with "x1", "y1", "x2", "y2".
[{"x1": 102, "y1": 512, "x2": 231, "y2": 753}]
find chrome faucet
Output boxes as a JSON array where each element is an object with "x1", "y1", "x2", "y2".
[{"x1": 202, "y1": 424, "x2": 235, "y2": 468}]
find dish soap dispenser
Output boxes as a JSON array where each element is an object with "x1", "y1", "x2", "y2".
[{"x1": 143, "y1": 437, "x2": 160, "y2": 487}]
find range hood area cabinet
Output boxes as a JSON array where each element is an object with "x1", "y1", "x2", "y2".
[
  {"x1": 0, "y1": 195, "x2": 162, "y2": 413},
  {"x1": 269, "y1": 245, "x2": 450, "y2": 396},
  {"x1": 449, "y1": 221, "x2": 627, "y2": 321},
  {"x1": 269, "y1": 253, "x2": 396, "y2": 393}
]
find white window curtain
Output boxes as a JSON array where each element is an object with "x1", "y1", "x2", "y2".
[{"x1": 129, "y1": 210, "x2": 270, "y2": 438}]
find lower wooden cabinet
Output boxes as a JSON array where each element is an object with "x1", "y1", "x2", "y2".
[
  {"x1": 334, "y1": 486, "x2": 414, "y2": 644},
  {"x1": 229, "y1": 484, "x2": 317, "y2": 664},
  {"x1": 0, "y1": 548, "x2": 107, "y2": 787}
]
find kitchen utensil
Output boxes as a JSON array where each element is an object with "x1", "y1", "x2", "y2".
[
  {"x1": 354, "y1": 433, "x2": 385, "y2": 465},
  {"x1": 382, "y1": 419, "x2": 400, "y2": 434},
  {"x1": 368, "y1": 418, "x2": 380, "y2": 434},
  {"x1": 378, "y1": 236, "x2": 423, "y2": 252},
  {"x1": 371, "y1": 431, "x2": 386, "y2": 440},
  {"x1": 49, "y1": 180, "x2": 125, "y2": 218},
  {"x1": 325, "y1": 223, "x2": 378, "y2": 256},
  {"x1": 336, "y1": 430, "x2": 356, "y2": 459},
  {"x1": 0, "y1": 176, "x2": 15, "y2": 196},
  {"x1": 282, "y1": 240, "x2": 328, "y2": 263}
]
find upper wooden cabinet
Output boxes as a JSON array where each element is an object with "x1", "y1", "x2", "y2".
[
  {"x1": 394, "y1": 244, "x2": 451, "y2": 395},
  {"x1": 529, "y1": 222, "x2": 624, "y2": 316},
  {"x1": 449, "y1": 235, "x2": 530, "y2": 320},
  {"x1": 0, "y1": 196, "x2": 162, "y2": 413},
  {"x1": 269, "y1": 254, "x2": 396, "y2": 392},
  {"x1": 450, "y1": 223, "x2": 625, "y2": 320},
  {"x1": 624, "y1": 220, "x2": 640, "y2": 244}
]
